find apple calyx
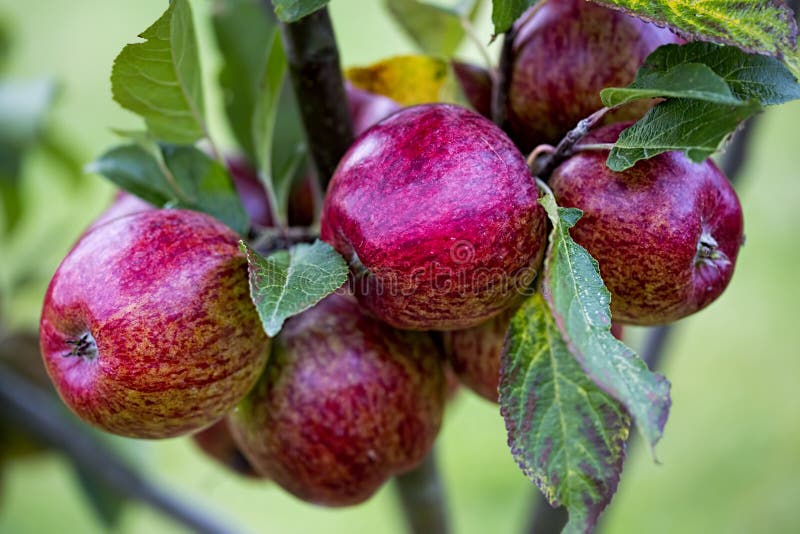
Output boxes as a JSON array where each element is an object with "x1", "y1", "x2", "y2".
[
  {"x1": 63, "y1": 332, "x2": 97, "y2": 360},
  {"x1": 695, "y1": 230, "x2": 730, "y2": 267}
]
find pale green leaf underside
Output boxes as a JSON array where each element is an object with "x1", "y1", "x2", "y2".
[
  {"x1": 540, "y1": 194, "x2": 670, "y2": 451},
  {"x1": 600, "y1": 62, "x2": 742, "y2": 107},
  {"x1": 111, "y1": 0, "x2": 207, "y2": 144},
  {"x1": 603, "y1": 42, "x2": 800, "y2": 170},
  {"x1": 253, "y1": 31, "x2": 288, "y2": 220},
  {"x1": 386, "y1": 0, "x2": 480, "y2": 58},
  {"x1": 89, "y1": 143, "x2": 248, "y2": 235},
  {"x1": 212, "y1": 0, "x2": 278, "y2": 161},
  {"x1": 590, "y1": 0, "x2": 800, "y2": 77},
  {"x1": 606, "y1": 98, "x2": 761, "y2": 171},
  {"x1": 501, "y1": 293, "x2": 630, "y2": 533},
  {"x1": 241, "y1": 240, "x2": 348, "y2": 337},
  {"x1": 631, "y1": 42, "x2": 800, "y2": 105},
  {"x1": 271, "y1": 0, "x2": 329, "y2": 23}
]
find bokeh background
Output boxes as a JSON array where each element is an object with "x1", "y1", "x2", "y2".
[{"x1": 1, "y1": 1, "x2": 799, "y2": 533}]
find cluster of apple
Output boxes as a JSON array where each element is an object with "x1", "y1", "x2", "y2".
[{"x1": 38, "y1": 0, "x2": 744, "y2": 506}]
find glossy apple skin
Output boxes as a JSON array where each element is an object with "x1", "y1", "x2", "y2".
[
  {"x1": 321, "y1": 104, "x2": 547, "y2": 330},
  {"x1": 508, "y1": 0, "x2": 681, "y2": 150},
  {"x1": 550, "y1": 123, "x2": 744, "y2": 325},
  {"x1": 192, "y1": 419, "x2": 259, "y2": 478},
  {"x1": 39, "y1": 209, "x2": 269, "y2": 438},
  {"x1": 229, "y1": 292, "x2": 445, "y2": 506}
]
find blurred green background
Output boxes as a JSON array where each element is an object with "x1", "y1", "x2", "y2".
[{"x1": 1, "y1": 1, "x2": 799, "y2": 533}]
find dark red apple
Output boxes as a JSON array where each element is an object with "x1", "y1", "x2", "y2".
[
  {"x1": 229, "y1": 292, "x2": 445, "y2": 506},
  {"x1": 39, "y1": 209, "x2": 269, "y2": 438},
  {"x1": 346, "y1": 82, "x2": 402, "y2": 136},
  {"x1": 507, "y1": 0, "x2": 681, "y2": 150},
  {"x1": 452, "y1": 61, "x2": 493, "y2": 119},
  {"x1": 192, "y1": 419, "x2": 259, "y2": 478},
  {"x1": 549, "y1": 122, "x2": 744, "y2": 325},
  {"x1": 443, "y1": 307, "x2": 515, "y2": 403},
  {"x1": 226, "y1": 155, "x2": 275, "y2": 229},
  {"x1": 321, "y1": 104, "x2": 547, "y2": 330},
  {"x1": 445, "y1": 310, "x2": 624, "y2": 403}
]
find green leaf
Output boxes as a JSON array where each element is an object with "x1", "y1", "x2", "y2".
[
  {"x1": 539, "y1": 193, "x2": 670, "y2": 451},
  {"x1": 111, "y1": 0, "x2": 208, "y2": 144},
  {"x1": 501, "y1": 293, "x2": 630, "y2": 533},
  {"x1": 89, "y1": 143, "x2": 249, "y2": 235},
  {"x1": 270, "y1": 0, "x2": 329, "y2": 23},
  {"x1": 252, "y1": 31, "x2": 288, "y2": 223},
  {"x1": 0, "y1": 79, "x2": 57, "y2": 146},
  {"x1": 0, "y1": 19, "x2": 11, "y2": 72},
  {"x1": 386, "y1": 0, "x2": 481, "y2": 58},
  {"x1": 590, "y1": 0, "x2": 800, "y2": 78},
  {"x1": 0, "y1": 79, "x2": 58, "y2": 234},
  {"x1": 600, "y1": 63, "x2": 742, "y2": 108},
  {"x1": 606, "y1": 98, "x2": 762, "y2": 171},
  {"x1": 270, "y1": 81, "x2": 308, "y2": 221},
  {"x1": 601, "y1": 42, "x2": 800, "y2": 170},
  {"x1": 212, "y1": 0, "x2": 278, "y2": 161},
  {"x1": 240, "y1": 240, "x2": 348, "y2": 337},
  {"x1": 631, "y1": 42, "x2": 800, "y2": 106},
  {"x1": 491, "y1": 0, "x2": 535, "y2": 37}
]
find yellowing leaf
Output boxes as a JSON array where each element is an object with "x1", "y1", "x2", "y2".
[{"x1": 345, "y1": 55, "x2": 452, "y2": 105}]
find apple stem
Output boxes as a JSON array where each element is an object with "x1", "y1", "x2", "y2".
[
  {"x1": 394, "y1": 449, "x2": 451, "y2": 534},
  {"x1": 251, "y1": 226, "x2": 319, "y2": 255},
  {"x1": 526, "y1": 144, "x2": 555, "y2": 171},
  {"x1": 277, "y1": 7, "x2": 354, "y2": 191}
]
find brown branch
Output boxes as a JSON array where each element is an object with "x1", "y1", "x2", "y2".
[
  {"x1": 277, "y1": 7, "x2": 354, "y2": 190},
  {"x1": 393, "y1": 449, "x2": 451, "y2": 534},
  {"x1": 492, "y1": 26, "x2": 516, "y2": 128},
  {"x1": 0, "y1": 362, "x2": 241, "y2": 534}
]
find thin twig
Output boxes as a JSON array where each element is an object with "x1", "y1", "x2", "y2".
[
  {"x1": 277, "y1": 7, "x2": 354, "y2": 190},
  {"x1": 393, "y1": 449, "x2": 451, "y2": 534},
  {"x1": 492, "y1": 25, "x2": 516, "y2": 128},
  {"x1": 0, "y1": 362, "x2": 242, "y2": 534},
  {"x1": 251, "y1": 225, "x2": 319, "y2": 255},
  {"x1": 531, "y1": 107, "x2": 615, "y2": 179}
]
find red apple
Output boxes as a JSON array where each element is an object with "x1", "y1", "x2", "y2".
[
  {"x1": 443, "y1": 307, "x2": 515, "y2": 403},
  {"x1": 229, "y1": 292, "x2": 445, "y2": 506},
  {"x1": 445, "y1": 310, "x2": 624, "y2": 403},
  {"x1": 321, "y1": 104, "x2": 548, "y2": 330},
  {"x1": 39, "y1": 209, "x2": 269, "y2": 438},
  {"x1": 226, "y1": 155, "x2": 275, "y2": 229},
  {"x1": 507, "y1": 0, "x2": 681, "y2": 150},
  {"x1": 192, "y1": 419, "x2": 259, "y2": 478},
  {"x1": 452, "y1": 60, "x2": 493, "y2": 119},
  {"x1": 346, "y1": 82, "x2": 402, "y2": 136},
  {"x1": 549, "y1": 122, "x2": 744, "y2": 325}
]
